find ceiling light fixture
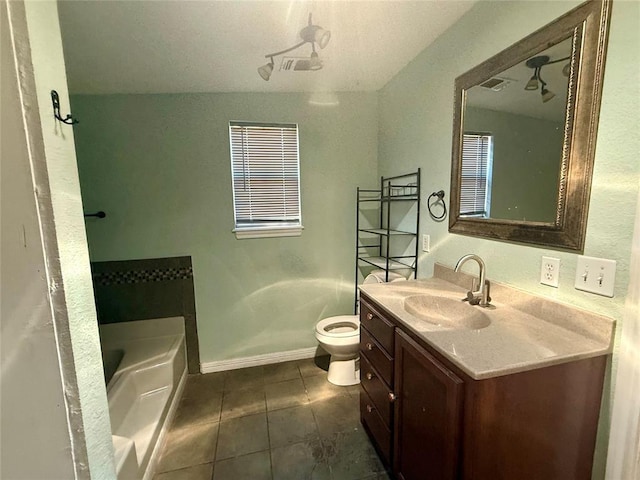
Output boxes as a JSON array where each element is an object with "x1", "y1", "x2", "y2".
[
  {"x1": 524, "y1": 54, "x2": 571, "y2": 103},
  {"x1": 540, "y1": 80, "x2": 556, "y2": 103},
  {"x1": 258, "y1": 13, "x2": 331, "y2": 81}
]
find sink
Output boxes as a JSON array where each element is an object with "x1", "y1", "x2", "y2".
[{"x1": 403, "y1": 295, "x2": 491, "y2": 330}]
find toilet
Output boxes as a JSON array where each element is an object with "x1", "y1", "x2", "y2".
[
  {"x1": 314, "y1": 315, "x2": 360, "y2": 386},
  {"x1": 314, "y1": 271, "x2": 406, "y2": 386}
]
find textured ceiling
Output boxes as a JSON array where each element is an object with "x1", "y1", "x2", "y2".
[{"x1": 58, "y1": 1, "x2": 476, "y2": 94}]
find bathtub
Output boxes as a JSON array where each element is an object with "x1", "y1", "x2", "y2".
[{"x1": 99, "y1": 317, "x2": 187, "y2": 480}]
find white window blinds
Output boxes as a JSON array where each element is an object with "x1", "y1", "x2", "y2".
[
  {"x1": 229, "y1": 122, "x2": 302, "y2": 236},
  {"x1": 460, "y1": 133, "x2": 493, "y2": 217}
]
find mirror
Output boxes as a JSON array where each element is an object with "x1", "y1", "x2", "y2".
[{"x1": 449, "y1": 0, "x2": 612, "y2": 252}]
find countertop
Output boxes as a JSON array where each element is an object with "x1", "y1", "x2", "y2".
[{"x1": 359, "y1": 264, "x2": 615, "y2": 380}]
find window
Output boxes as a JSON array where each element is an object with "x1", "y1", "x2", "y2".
[
  {"x1": 460, "y1": 133, "x2": 493, "y2": 217},
  {"x1": 229, "y1": 122, "x2": 302, "y2": 238}
]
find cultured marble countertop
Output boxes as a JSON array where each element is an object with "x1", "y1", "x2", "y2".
[{"x1": 359, "y1": 264, "x2": 615, "y2": 380}]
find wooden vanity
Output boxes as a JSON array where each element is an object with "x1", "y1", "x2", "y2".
[{"x1": 358, "y1": 266, "x2": 613, "y2": 480}]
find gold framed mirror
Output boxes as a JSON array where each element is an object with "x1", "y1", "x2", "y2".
[{"x1": 449, "y1": 0, "x2": 612, "y2": 252}]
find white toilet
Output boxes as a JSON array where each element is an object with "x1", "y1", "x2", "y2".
[{"x1": 314, "y1": 315, "x2": 360, "y2": 386}]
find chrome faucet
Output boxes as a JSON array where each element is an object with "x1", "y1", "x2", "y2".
[{"x1": 454, "y1": 254, "x2": 491, "y2": 307}]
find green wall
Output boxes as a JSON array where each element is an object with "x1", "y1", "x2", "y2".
[
  {"x1": 377, "y1": 1, "x2": 639, "y2": 477},
  {"x1": 464, "y1": 106, "x2": 563, "y2": 222},
  {"x1": 72, "y1": 92, "x2": 379, "y2": 363}
]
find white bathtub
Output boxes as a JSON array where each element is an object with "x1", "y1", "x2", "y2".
[{"x1": 100, "y1": 317, "x2": 187, "y2": 480}]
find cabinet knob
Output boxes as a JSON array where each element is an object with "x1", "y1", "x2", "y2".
[
  {"x1": 366, "y1": 404, "x2": 375, "y2": 413},
  {"x1": 388, "y1": 392, "x2": 397, "y2": 403},
  {"x1": 366, "y1": 343, "x2": 374, "y2": 351},
  {"x1": 365, "y1": 372, "x2": 375, "y2": 380},
  {"x1": 366, "y1": 313, "x2": 373, "y2": 320}
]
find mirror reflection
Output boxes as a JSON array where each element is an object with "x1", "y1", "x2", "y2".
[{"x1": 460, "y1": 37, "x2": 572, "y2": 223}]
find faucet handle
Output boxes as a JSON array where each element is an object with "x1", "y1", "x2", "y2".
[
  {"x1": 463, "y1": 291, "x2": 480, "y2": 305},
  {"x1": 485, "y1": 280, "x2": 492, "y2": 304}
]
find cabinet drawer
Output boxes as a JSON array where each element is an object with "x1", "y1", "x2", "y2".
[
  {"x1": 360, "y1": 354, "x2": 393, "y2": 426},
  {"x1": 360, "y1": 326, "x2": 394, "y2": 386},
  {"x1": 360, "y1": 301, "x2": 394, "y2": 353},
  {"x1": 360, "y1": 388, "x2": 391, "y2": 467}
]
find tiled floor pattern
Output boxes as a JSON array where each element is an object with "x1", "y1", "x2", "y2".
[{"x1": 154, "y1": 357, "x2": 391, "y2": 480}]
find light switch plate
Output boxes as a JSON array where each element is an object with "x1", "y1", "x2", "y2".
[
  {"x1": 422, "y1": 234, "x2": 430, "y2": 252},
  {"x1": 574, "y1": 255, "x2": 616, "y2": 297},
  {"x1": 540, "y1": 256, "x2": 560, "y2": 288}
]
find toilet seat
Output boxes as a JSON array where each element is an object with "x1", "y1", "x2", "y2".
[{"x1": 315, "y1": 315, "x2": 360, "y2": 338}]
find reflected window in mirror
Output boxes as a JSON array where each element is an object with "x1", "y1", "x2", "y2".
[{"x1": 460, "y1": 133, "x2": 493, "y2": 218}]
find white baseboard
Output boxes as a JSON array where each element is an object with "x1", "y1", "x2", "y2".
[{"x1": 200, "y1": 346, "x2": 322, "y2": 374}]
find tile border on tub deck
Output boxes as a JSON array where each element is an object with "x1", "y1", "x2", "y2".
[{"x1": 92, "y1": 266, "x2": 193, "y2": 286}]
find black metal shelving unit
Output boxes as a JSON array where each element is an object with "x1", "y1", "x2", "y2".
[{"x1": 354, "y1": 169, "x2": 421, "y2": 313}]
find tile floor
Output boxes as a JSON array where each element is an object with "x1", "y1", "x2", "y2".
[{"x1": 154, "y1": 357, "x2": 391, "y2": 480}]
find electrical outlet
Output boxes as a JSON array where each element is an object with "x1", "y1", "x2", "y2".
[
  {"x1": 574, "y1": 255, "x2": 616, "y2": 297},
  {"x1": 540, "y1": 256, "x2": 560, "y2": 287},
  {"x1": 422, "y1": 234, "x2": 430, "y2": 252}
]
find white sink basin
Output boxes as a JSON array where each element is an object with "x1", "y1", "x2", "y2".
[{"x1": 403, "y1": 295, "x2": 491, "y2": 330}]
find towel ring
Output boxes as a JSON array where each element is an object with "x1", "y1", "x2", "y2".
[{"x1": 427, "y1": 190, "x2": 447, "y2": 221}]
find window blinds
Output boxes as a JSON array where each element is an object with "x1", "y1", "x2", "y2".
[
  {"x1": 460, "y1": 133, "x2": 492, "y2": 216},
  {"x1": 229, "y1": 122, "x2": 301, "y2": 229}
]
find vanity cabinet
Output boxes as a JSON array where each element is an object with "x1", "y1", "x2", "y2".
[
  {"x1": 359, "y1": 300, "x2": 395, "y2": 466},
  {"x1": 359, "y1": 293, "x2": 608, "y2": 480},
  {"x1": 394, "y1": 329, "x2": 463, "y2": 480}
]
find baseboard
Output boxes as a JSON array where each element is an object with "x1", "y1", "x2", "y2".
[{"x1": 200, "y1": 346, "x2": 322, "y2": 373}]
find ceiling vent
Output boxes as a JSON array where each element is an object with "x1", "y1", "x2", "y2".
[
  {"x1": 480, "y1": 77, "x2": 515, "y2": 92},
  {"x1": 279, "y1": 56, "x2": 324, "y2": 72}
]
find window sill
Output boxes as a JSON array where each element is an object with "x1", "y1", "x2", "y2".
[{"x1": 233, "y1": 225, "x2": 304, "y2": 239}]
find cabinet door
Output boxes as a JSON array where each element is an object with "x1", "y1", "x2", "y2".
[{"x1": 394, "y1": 330, "x2": 464, "y2": 480}]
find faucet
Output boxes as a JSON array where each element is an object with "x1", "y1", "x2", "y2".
[{"x1": 454, "y1": 254, "x2": 491, "y2": 307}]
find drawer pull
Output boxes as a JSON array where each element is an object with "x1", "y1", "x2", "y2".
[
  {"x1": 388, "y1": 392, "x2": 397, "y2": 403},
  {"x1": 366, "y1": 312, "x2": 374, "y2": 320},
  {"x1": 365, "y1": 372, "x2": 375, "y2": 380},
  {"x1": 366, "y1": 343, "x2": 374, "y2": 351},
  {"x1": 366, "y1": 404, "x2": 375, "y2": 413}
]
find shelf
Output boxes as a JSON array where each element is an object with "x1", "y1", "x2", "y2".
[
  {"x1": 380, "y1": 194, "x2": 419, "y2": 202},
  {"x1": 358, "y1": 194, "x2": 419, "y2": 203},
  {"x1": 358, "y1": 256, "x2": 416, "y2": 270},
  {"x1": 358, "y1": 242, "x2": 382, "y2": 247},
  {"x1": 359, "y1": 228, "x2": 416, "y2": 236},
  {"x1": 354, "y1": 169, "x2": 420, "y2": 314},
  {"x1": 358, "y1": 189, "x2": 382, "y2": 203}
]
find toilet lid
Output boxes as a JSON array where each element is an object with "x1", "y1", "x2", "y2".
[{"x1": 315, "y1": 315, "x2": 360, "y2": 337}]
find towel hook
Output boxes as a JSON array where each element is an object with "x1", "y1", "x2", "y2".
[{"x1": 51, "y1": 90, "x2": 79, "y2": 125}]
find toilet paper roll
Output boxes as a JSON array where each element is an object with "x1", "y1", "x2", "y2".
[
  {"x1": 363, "y1": 274, "x2": 381, "y2": 284},
  {"x1": 363, "y1": 269, "x2": 407, "y2": 284}
]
